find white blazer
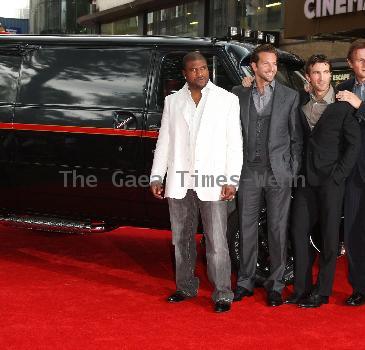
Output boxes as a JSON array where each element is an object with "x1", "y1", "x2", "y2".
[{"x1": 151, "y1": 81, "x2": 243, "y2": 201}]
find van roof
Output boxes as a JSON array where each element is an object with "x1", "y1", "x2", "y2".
[
  {"x1": 0, "y1": 34, "x2": 219, "y2": 46},
  {"x1": 0, "y1": 34, "x2": 304, "y2": 70}
]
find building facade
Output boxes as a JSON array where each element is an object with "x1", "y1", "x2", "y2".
[
  {"x1": 30, "y1": 0, "x2": 90, "y2": 34},
  {"x1": 79, "y1": 0, "x2": 284, "y2": 37},
  {"x1": 78, "y1": 0, "x2": 365, "y2": 62}
]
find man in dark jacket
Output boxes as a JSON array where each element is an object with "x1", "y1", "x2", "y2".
[
  {"x1": 286, "y1": 54, "x2": 361, "y2": 308},
  {"x1": 232, "y1": 44, "x2": 302, "y2": 307},
  {"x1": 336, "y1": 39, "x2": 365, "y2": 306}
]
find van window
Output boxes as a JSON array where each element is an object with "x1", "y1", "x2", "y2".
[
  {"x1": 241, "y1": 63, "x2": 305, "y2": 91},
  {"x1": 0, "y1": 49, "x2": 21, "y2": 103},
  {"x1": 18, "y1": 48, "x2": 152, "y2": 109},
  {"x1": 156, "y1": 52, "x2": 236, "y2": 110}
]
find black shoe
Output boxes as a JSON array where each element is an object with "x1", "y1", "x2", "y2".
[
  {"x1": 284, "y1": 292, "x2": 307, "y2": 305},
  {"x1": 298, "y1": 294, "x2": 329, "y2": 308},
  {"x1": 345, "y1": 292, "x2": 365, "y2": 306},
  {"x1": 167, "y1": 291, "x2": 193, "y2": 303},
  {"x1": 215, "y1": 300, "x2": 231, "y2": 313},
  {"x1": 233, "y1": 287, "x2": 253, "y2": 302},
  {"x1": 267, "y1": 291, "x2": 283, "y2": 307}
]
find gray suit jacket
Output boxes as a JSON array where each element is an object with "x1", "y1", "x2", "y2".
[{"x1": 232, "y1": 81, "x2": 303, "y2": 185}]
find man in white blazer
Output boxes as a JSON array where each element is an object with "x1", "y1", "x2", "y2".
[{"x1": 150, "y1": 52, "x2": 243, "y2": 313}]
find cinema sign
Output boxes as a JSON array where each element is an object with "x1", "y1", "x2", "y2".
[
  {"x1": 304, "y1": 0, "x2": 365, "y2": 19},
  {"x1": 285, "y1": 0, "x2": 365, "y2": 38}
]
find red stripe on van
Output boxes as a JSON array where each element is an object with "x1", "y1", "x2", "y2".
[
  {"x1": 142, "y1": 130, "x2": 159, "y2": 139},
  {"x1": 0, "y1": 122, "x2": 160, "y2": 138},
  {"x1": 0, "y1": 122, "x2": 149, "y2": 137}
]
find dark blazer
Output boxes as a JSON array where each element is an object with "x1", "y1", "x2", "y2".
[
  {"x1": 232, "y1": 81, "x2": 303, "y2": 185},
  {"x1": 337, "y1": 78, "x2": 365, "y2": 182},
  {"x1": 298, "y1": 91, "x2": 361, "y2": 186}
]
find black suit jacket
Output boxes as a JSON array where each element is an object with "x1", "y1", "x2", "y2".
[
  {"x1": 232, "y1": 82, "x2": 302, "y2": 185},
  {"x1": 337, "y1": 78, "x2": 365, "y2": 182},
  {"x1": 299, "y1": 91, "x2": 361, "y2": 186}
]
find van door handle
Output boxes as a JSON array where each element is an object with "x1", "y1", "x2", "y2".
[
  {"x1": 147, "y1": 124, "x2": 160, "y2": 131},
  {"x1": 113, "y1": 111, "x2": 137, "y2": 130}
]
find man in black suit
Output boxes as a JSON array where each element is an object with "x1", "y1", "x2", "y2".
[
  {"x1": 232, "y1": 44, "x2": 303, "y2": 307},
  {"x1": 286, "y1": 54, "x2": 361, "y2": 308},
  {"x1": 336, "y1": 40, "x2": 365, "y2": 306}
]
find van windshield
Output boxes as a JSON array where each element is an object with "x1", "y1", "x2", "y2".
[{"x1": 225, "y1": 42, "x2": 306, "y2": 92}]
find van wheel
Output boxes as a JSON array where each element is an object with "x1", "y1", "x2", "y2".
[{"x1": 227, "y1": 208, "x2": 295, "y2": 285}]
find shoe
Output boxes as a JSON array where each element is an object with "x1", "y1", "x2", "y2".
[
  {"x1": 267, "y1": 291, "x2": 283, "y2": 307},
  {"x1": 167, "y1": 291, "x2": 193, "y2": 303},
  {"x1": 215, "y1": 300, "x2": 231, "y2": 313},
  {"x1": 345, "y1": 292, "x2": 365, "y2": 306},
  {"x1": 298, "y1": 294, "x2": 329, "y2": 308},
  {"x1": 284, "y1": 292, "x2": 307, "y2": 305},
  {"x1": 233, "y1": 287, "x2": 253, "y2": 302}
]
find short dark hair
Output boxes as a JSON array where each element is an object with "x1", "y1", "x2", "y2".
[
  {"x1": 305, "y1": 54, "x2": 332, "y2": 75},
  {"x1": 347, "y1": 39, "x2": 365, "y2": 61},
  {"x1": 182, "y1": 51, "x2": 207, "y2": 69},
  {"x1": 250, "y1": 44, "x2": 278, "y2": 64}
]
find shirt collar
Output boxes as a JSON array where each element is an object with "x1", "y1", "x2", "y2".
[
  {"x1": 252, "y1": 79, "x2": 276, "y2": 92},
  {"x1": 310, "y1": 85, "x2": 335, "y2": 104},
  {"x1": 354, "y1": 78, "x2": 365, "y2": 87},
  {"x1": 184, "y1": 80, "x2": 213, "y2": 95}
]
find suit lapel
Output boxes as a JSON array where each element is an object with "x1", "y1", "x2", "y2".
[
  {"x1": 310, "y1": 103, "x2": 333, "y2": 135},
  {"x1": 184, "y1": 82, "x2": 216, "y2": 132},
  {"x1": 269, "y1": 82, "x2": 286, "y2": 138},
  {"x1": 238, "y1": 87, "x2": 251, "y2": 138},
  {"x1": 309, "y1": 87, "x2": 337, "y2": 135},
  {"x1": 341, "y1": 77, "x2": 355, "y2": 91},
  {"x1": 299, "y1": 92, "x2": 312, "y2": 135},
  {"x1": 182, "y1": 90, "x2": 191, "y2": 127},
  {"x1": 198, "y1": 87, "x2": 214, "y2": 131},
  {"x1": 299, "y1": 108, "x2": 311, "y2": 135}
]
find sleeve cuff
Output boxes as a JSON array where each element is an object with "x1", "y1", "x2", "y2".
[{"x1": 355, "y1": 101, "x2": 365, "y2": 122}]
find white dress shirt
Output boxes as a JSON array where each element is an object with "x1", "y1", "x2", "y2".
[{"x1": 184, "y1": 82, "x2": 210, "y2": 189}]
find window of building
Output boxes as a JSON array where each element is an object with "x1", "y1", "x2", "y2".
[
  {"x1": 101, "y1": 22, "x2": 113, "y2": 34},
  {"x1": 241, "y1": 0, "x2": 284, "y2": 31},
  {"x1": 147, "y1": 12, "x2": 153, "y2": 25},
  {"x1": 101, "y1": 16, "x2": 139, "y2": 35},
  {"x1": 146, "y1": 1, "x2": 200, "y2": 37},
  {"x1": 30, "y1": 0, "x2": 89, "y2": 34},
  {"x1": 210, "y1": 0, "x2": 284, "y2": 37}
]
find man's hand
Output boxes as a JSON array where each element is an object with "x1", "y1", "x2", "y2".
[
  {"x1": 336, "y1": 90, "x2": 362, "y2": 109},
  {"x1": 304, "y1": 82, "x2": 313, "y2": 93},
  {"x1": 241, "y1": 76, "x2": 255, "y2": 88},
  {"x1": 150, "y1": 181, "x2": 164, "y2": 199},
  {"x1": 220, "y1": 185, "x2": 236, "y2": 201}
]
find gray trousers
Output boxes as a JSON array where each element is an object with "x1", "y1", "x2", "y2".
[
  {"x1": 237, "y1": 167, "x2": 291, "y2": 293},
  {"x1": 168, "y1": 190, "x2": 233, "y2": 302}
]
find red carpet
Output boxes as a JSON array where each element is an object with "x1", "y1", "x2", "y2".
[{"x1": 0, "y1": 224, "x2": 364, "y2": 349}]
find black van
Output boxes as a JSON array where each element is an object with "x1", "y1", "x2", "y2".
[
  {"x1": 0, "y1": 35, "x2": 306, "y2": 281},
  {"x1": 0, "y1": 35, "x2": 305, "y2": 228}
]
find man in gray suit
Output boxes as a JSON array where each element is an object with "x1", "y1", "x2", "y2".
[{"x1": 232, "y1": 44, "x2": 303, "y2": 306}]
